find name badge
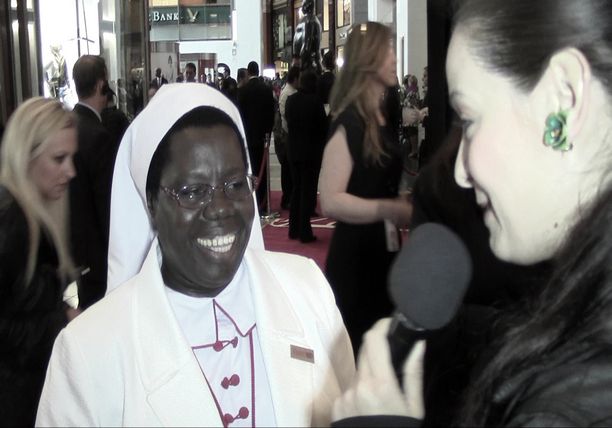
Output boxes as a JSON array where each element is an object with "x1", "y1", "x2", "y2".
[{"x1": 290, "y1": 345, "x2": 315, "y2": 364}]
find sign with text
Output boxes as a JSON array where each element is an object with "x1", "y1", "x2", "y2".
[{"x1": 149, "y1": 5, "x2": 231, "y2": 26}]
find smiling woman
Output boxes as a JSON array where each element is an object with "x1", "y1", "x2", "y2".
[
  {"x1": 331, "y1": 0, "x2": 612, "y2": 426},
  {"x1": 145, "y1": 108, "x2": 255, "y2": 297},
  {"x1": 36, "y1": 83, "x2": 355, "y2": 427}
]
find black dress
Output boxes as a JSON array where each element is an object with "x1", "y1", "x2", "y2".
[
  {"x1": 325, "y1": 105, "x2": 403, "y2": 352},
  {"x1": 0, "y1": 186, "x2": 68, "y2": 426}
]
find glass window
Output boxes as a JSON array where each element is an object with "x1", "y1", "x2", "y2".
[
  {"x1": 337, "y1": 0, "x2": 351, "y2": 28},
  {"x1": 178, "y1": 0, "x2": 232, "y2": 40},
  {"x1": 149, "y1": 0, "x2": 232, "y2": 41},
  {"x1": 323, "y1": 0, "x2": 329, "y2": 32},
  {"x1": 294, "y1": 2, "x2": 302, "y2": 32}
]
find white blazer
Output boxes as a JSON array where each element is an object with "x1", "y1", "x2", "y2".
[{"x1": 36, "y1": 243, "x2": 354, "y2": 427}]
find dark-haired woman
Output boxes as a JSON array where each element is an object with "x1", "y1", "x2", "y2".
[
  {"x1": 332, "y1": 0, "x2": 612, "y2": 426},
  {"x1": 37, "y1": 83, "x2": 354, "y2": 426}
]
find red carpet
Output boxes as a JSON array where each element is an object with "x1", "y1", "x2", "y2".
[{"x1": 261, "y1": 191, "x2": 333, "y2": 271}]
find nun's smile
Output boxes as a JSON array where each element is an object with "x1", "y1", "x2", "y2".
[{"x1": 150, "y1": 124, "x2": 255, "y2": 297}]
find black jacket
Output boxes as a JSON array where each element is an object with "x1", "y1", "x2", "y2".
[
  {"x1": 70, "y1": 104, "x2": 118, "y2": 308},
  {"x1": 237, "y1": 77, "x2": 275, "y2": 157},
  {"x1": 285, "y1": 90, "x2": 327, "y2": 163},
  {"x1": 0, "y1": 186, "x2": 68, "y2": 426},
  {"x1": 333, "y1": 344, "x2": 612, "y2": 427}
]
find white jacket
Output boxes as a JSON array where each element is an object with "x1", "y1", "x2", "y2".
[{"x1": 36, "y1": 243, "x2": 354, "y2": 427}]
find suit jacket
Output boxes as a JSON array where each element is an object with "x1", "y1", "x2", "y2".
[
  {"x1": 70, "y1": 104, "x2": 118, "y2": 308},
  {"x1": 37, "y1": 242, "x2": 355, "y2": 427},
  {"x1": 151, "y1": 76, "x2": 168, "y2": 88},
  {"x1": 237, "y1": 77, "x2": 275, "y2": 159}
]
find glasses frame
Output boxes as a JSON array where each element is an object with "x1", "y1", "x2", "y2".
[{"x1": 160, "y1": 174, "x2": 257, "y2": 209}]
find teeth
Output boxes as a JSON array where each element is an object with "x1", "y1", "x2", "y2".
[{"x1": 197, "y1": 234, "x2": 236, "y2": 253}]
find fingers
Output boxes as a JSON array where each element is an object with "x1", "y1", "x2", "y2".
[
  {"x1": 332, "y1": 319, "x2": 426, "y2": 421},
  {"x1": 357, "y1": 318, "x2": 393, "y2": 380},
  {"x1": 402, "y1": 340, "x2": 426, "y2": 420},
  {"x1": 332, "y1": 387, "x2": 357, "y2": 421}
]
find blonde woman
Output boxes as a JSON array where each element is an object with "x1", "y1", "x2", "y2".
[
  {"x1": 320, "y1": 22, "x2": 412, "y2": 352},
  {"x1": 0, "y1": 97, "x2": 79, "y2": 426}
]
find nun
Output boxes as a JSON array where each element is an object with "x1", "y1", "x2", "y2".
[{"x1": 36, "y1": 84, "x2": 354, "y2": 427}]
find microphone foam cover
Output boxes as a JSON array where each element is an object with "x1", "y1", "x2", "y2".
[{"x1": 389, "y1": 223, "x2": 472, "y2": 330}]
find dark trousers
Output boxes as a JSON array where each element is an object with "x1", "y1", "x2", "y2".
[
  {"x1": 249, "y1": 145, "x2": 268, "y2": 214},
  {"x1": 288, "y1": 159, "x2": 318, "y2": 241}
]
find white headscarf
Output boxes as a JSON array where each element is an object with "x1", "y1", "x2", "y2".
[{"x1": 107, "y1": 83, "x2": 264, "y2": 293}]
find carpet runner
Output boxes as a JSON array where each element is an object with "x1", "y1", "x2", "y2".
[{"x1": 261, "y1": 191, "x2": 333, "y2": 271}]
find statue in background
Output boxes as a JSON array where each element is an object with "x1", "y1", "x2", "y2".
[
  {"x1": 44, "y1": 45, "x2": 69, "y2": 103},
  {"x1": 293, "y1": 0, "x2": 322, "y2": 74}
]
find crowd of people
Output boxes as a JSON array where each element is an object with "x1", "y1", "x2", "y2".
[{"x1": 1, "y1": 0, "x2": 612, "y2": 425}]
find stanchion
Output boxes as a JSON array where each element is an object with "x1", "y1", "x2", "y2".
[{"x1": 259, "y1": 133, "x2": 279, "y2": 223}]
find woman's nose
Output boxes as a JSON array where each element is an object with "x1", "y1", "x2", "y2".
[
  {"x1": 454, "y1": 141, "x2": 472, "y2": 189},
  {"x1": 65, "y1": 157, "x2": 76, "y2": 180}
]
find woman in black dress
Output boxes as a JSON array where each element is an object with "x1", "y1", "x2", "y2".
[
  {"x1": 0, "y1": 97, "x2": 80, "y2": 426},
  {"x1": 320, "y1": 22, "x2": 412, "y2": 352}
]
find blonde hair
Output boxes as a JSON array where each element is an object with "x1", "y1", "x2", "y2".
[
  {"x1": 330, "y1": 21, "x2": 393, "y2": 165},
  {"x1": 0, "y1": 97, "x2": 76, "y2": 285}
]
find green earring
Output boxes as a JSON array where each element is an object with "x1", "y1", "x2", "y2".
[{"x1": 543, "y1": 110, "x2": 572, "y2": 151}]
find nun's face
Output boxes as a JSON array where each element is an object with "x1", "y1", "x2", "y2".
[{"x1": 150, "y1": 124, "x2": 254, "y2": 297}]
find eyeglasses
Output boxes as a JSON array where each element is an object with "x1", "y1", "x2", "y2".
[{"x1": 161, "y1": 175, "x2": 257, "y2": 209}]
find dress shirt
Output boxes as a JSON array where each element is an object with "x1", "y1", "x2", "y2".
[{"x1": 166, "y1": 263, "x2": 276, "y2": 427}]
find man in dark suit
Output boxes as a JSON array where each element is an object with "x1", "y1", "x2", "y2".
[
  {"x1": 71, "y1": 55, "x2": 118, "y2": 308},
  {"x1": 151, "y1": 67, "x2": 168, "y2": 89},
  {"x1": 218, "y1": 63, "x2": 238, "y2": 104},
  {"x1": 285, "y1": 69, "x2": 327, "y2": 242},
  {"x1": 237, "y1": 61, "x2": 275, "y2": 214}
]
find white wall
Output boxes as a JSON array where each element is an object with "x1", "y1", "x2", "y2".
[
  {"x1": 178, "y1": 0, "x2": 263, "y2": 79},
  {"x1": 396, "y1": 0, "x2": 427, "y2": 83},
  {"x1": 368, "y1": 0, "x2": 394, "y2": 25}
]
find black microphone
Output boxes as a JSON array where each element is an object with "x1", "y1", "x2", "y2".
[{"x1": 387, "y1": 223, "x2": 472, "y2": 388}]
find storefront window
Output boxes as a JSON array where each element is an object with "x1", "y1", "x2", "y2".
[
  {"x1": 149, "y1": 0, "x2": 232, "y2": 42},
  {"x1": 179, "y1": 0, "x2": 232, "y2": 41},
  {"x1": 322, "y1": 0, "x2": 329, "y2": 32},
  {"x1": 272, "y1": 2, "x2": 291, "y2": 64},
  {"x1": 336, "y1": 0, "x2": 350, "y2": 28},
  {"x1": 37, "y1": 0, "x2": 148, "y2": 119},
  {"x1": 293, "y1": 1, "x2": 302, "y2": 33}
]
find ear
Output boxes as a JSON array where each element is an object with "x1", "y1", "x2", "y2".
[
  {"x1": 94, "y1": 79, "x2": 104, "y2": 97},
  {"x1": 542, "y1": 48, "x2": 592, "y2": 141}
]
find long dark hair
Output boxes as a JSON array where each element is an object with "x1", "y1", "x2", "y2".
[
  {"x1": 453, "y1": 0, "x2": 612, "y2": 425},
  {"x1": 460, "y1": 186, "x2": 612, "y2": 425}
]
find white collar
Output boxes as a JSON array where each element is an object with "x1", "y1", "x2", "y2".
[{"x1": 163, "y1": 255, "x2": 255, "y2": 345}]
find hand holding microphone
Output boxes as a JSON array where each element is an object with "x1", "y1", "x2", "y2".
[
  {"x1": 332, "y1": 318, "x2": 426, "y2": 421},
  {"x1": 332, "y1": 223, "x2": 472, "y2": 423},
  {"x1": 387, "y1": 223, "x2": 472, "y2": 386}
]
